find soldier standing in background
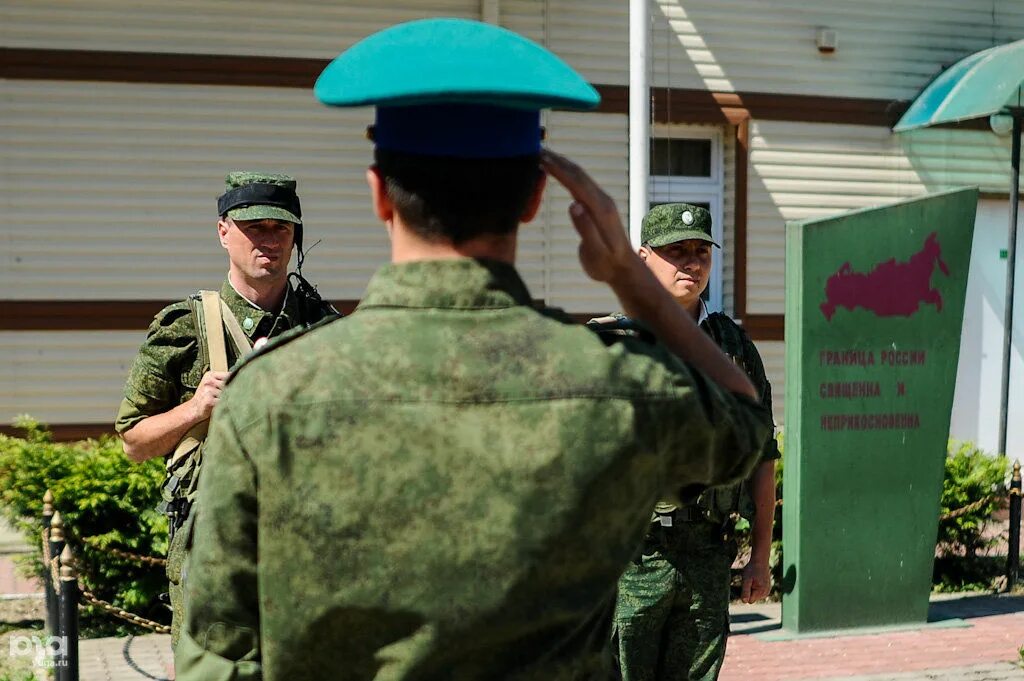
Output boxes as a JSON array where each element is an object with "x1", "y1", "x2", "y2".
[
  {"x1": 114, "y1": 172, "x2": 336, "y2": 646},
  {"x1": 604, "y1": 203, "x2": 780, "y2": 681},
  {"x1": 176, "y1": 19, "x2": 773, "y2": 681}
]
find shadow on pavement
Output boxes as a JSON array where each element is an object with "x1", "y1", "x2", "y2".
[{"x1": 928, "y1": 593, "x2": 1024, "y2": 622}]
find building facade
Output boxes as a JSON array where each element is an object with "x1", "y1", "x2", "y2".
[{"x1": 1, "y1": 0, "x2": 1022, "y2": 452}]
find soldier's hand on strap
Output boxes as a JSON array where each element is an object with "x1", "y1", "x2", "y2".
[
  {"x1": 189, "y1": 371, "x2": 230, "y2": 422},
  {"x1": 540, "y1": 149, "x2": 640, "y2": 284}
]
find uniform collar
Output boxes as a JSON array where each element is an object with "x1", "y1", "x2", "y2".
[
  {"x1": 696, "y1": 299, "x2": 709, "y2": 327},
  {"x1": 220, "y1": 278, "x2": 300, "y2": 338},
  {"x1": 358, "y1": 258, "x2": 533, "y2": 310}
]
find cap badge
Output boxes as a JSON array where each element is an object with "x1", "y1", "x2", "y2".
[{"x1": 682, "y1": 211, "x2": 694, "y2": 226}]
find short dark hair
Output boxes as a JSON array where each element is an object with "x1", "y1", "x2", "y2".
[{"x1": 374, "y1": 149, "x2": 542, "y2": 245}]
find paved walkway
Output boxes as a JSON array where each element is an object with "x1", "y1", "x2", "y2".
[
  {"x1": 79, "y1": 634, "x2": 174, "y2": 681},
  {"x1": 722, "y1": 593, "x2": 1024, "y2": 681},
  {"x1": 56, "y1": 592, "x2": 1024, "y2": 681},
  {"x1": 0, "y1": 520, "x2": 1021, "y2": 681}
]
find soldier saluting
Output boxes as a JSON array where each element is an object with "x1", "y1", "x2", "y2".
[
  {"x1": 115, "y1": 172, "x2": 336, "y2": 646},
  {"x1": 176, "y1": 19, "x2": 772, "y2": 681}
]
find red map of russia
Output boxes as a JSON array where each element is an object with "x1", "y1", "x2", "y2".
[{"x1": 820, "y1": 231, "x2": 949, "y2": 321}]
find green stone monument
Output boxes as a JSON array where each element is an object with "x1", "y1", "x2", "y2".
[{"x1": 782, "y1": 187, "x2": 978, "y2": 633}]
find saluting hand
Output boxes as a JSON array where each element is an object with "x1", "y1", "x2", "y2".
[
  {"x1": 189, "y1": 370, "x2": 230, "y2": 422},
  {"x1": 540, "y1": 149, "x2": 640, "y2": 284}
]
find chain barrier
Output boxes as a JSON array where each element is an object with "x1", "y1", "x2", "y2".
[
  {"x1": 37, "y1": 488, "x2": 1009, "y2": 641},
  {"x1": 41, "y1": 527, "x2": 171, "y2": 636},
  {"x1": 939, "y1": 493, "x2": 1002, "y2": 521},
  {"x1": 78, "y1": 587, "x2": 171, "y2": 635},
  {"x1": 79, "y1": 535, "x2": 167, "y2": 567}
]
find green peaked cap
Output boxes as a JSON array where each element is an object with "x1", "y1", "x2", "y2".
[
  {"x1": 314, "y1": 18, "x2": 600, "y2": 110},
  {"x1": 641, "y1": 203, "x2": 719, "y2": 248},
  {"x1": 219, "y1": 171, "x2": 302, "y2": 226}
]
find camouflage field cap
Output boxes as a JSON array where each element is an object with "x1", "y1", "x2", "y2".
[
  {"x1": 217, "y1": 172, "x2": 302, "y2": 225},
  {"x1": 640, "y1": 203, "x2": 719, "y2": 249}
]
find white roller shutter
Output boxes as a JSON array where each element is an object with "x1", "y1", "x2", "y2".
[
  {"x1": 1, "y1": 0, "x2": 478, "y2": 58},
  {"x1": 753, "y1": 339, "x2": 785, "y2": 427},
  {"x1": 544, "y1": 0, "x2": 1024, "y2": 100},
  {"x1": 0, "y1": 331, "x2": 145, "y2": 425},
  {"x1": 542, "y1": 111, "x2": 628, "y2": 314},
  {"x1": 501, "y1": 0, "x2": 546, "y2": 44},
  {"x1": 1, "y1": 79, "x2": 386, "y2": 301},
  {"x1": 6, "y1": 0, "x2": 1024, "y2": 102}
]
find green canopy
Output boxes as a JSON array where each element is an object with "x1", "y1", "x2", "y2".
[{"x1": 894, "y1": 39, "x2": 1024, "y2": 132}]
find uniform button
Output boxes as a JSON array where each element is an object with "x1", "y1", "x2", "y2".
[{"x1": 242, "y1": 317, "x2": 255, "y2": 331}]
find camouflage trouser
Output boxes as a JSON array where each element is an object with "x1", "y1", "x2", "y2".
[
  {"x1": 165, "y1": 510, "x2": 196, "y2": 649},
  {"x1": 613, "y1": 521, "x2": 734, "y2": 681}
]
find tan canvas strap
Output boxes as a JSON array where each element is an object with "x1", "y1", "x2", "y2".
[
  {"x1": 168, "y1": 433, "x2": 202, "y2": 469},
  {"x1": 201, "y1": 290, "x2": 229, "y2": 372},
  {"x1": 219, "y1": 300, "x2": 253, "y2": 359},
  {"x1": 168, "y1": 291, "x2": 232, "y2": 469}
]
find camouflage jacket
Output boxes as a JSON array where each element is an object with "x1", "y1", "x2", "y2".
[
  {"x1": 588, "y1": 311, "x2": 779, "y2": 523},
  {"x1": 175, "y1": 258, "x2": 772, "y2": 681},
  {"x1": 115, "y1": 278, "x2": 337, "y2": 440}
]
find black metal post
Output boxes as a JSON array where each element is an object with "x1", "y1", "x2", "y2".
[
  {"x1": 1009, "y1": 460, "x2": 1022, "y2": 591},
  {"x1": 42, "y1": 491, "x2": 57, "y2": 637},
  {"x1": 998, "y1": 109, "x2": 1022, "y2": 458},
  {"x1": 58, "y1": 544, "x2": 79, "y2": 681},
  {"x1": 48, "y1": 511, "x2": 65, "y2": 638}
]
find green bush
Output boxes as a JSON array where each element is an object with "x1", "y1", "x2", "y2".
[
  {"x1": 0, "y1": 417, "x2": 169, "y2": 633},
  {"x1": 937, "y1": 440, "x2": 1007, "y2": 558},
  {"x1": 737, "y1": 433, "x2": 1009, "y2": 597}
]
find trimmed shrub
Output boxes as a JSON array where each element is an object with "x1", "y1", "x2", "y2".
[
  {"x1": 737, "y1": 434, "x2": 1009, "y2": 597},
  {"x1": 938, "y1": 440, "x2": 1008, "y2": 558},
  {"x1": 0, "y1": 417, "x2": 169, "y2": 632}
]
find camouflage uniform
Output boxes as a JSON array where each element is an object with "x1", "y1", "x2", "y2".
[
  {"x1": 175, "y1": 258, "x2": 773, "y2": 681},
  {"x1": 114, "y1": 172, "x2": 336, "y2": 646},
  {"x1": 608, "y1": 312, "x2": 779, "y2": 681},
  {"x1": 608, "y1": 203, "x2": 780, "y2": 681}
]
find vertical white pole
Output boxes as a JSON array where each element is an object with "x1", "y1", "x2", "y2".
[{"x1": 629, "y1": 0, "x2": 650, "y2": 248}]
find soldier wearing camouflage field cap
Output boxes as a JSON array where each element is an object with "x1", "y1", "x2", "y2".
[
  {"x1": 115, "y1": 171, "x2": 337, "y2": 646},
  {"x1": 597, "y1": 203, "x2": 780, "y2": 681}
]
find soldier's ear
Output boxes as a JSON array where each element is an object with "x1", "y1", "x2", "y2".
[
  {"x1": 638, "y1": 245, "x2": 650, "y2": 260},
  {"x1": 366, "y1": 166, "x2": 394, "y2": 225},
  {"x1": 519, "y1": 171, "x2": 547, "y2": 224},
  {"x1": 216, "y1": 218, "x2": 231, "y2": 248}
]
